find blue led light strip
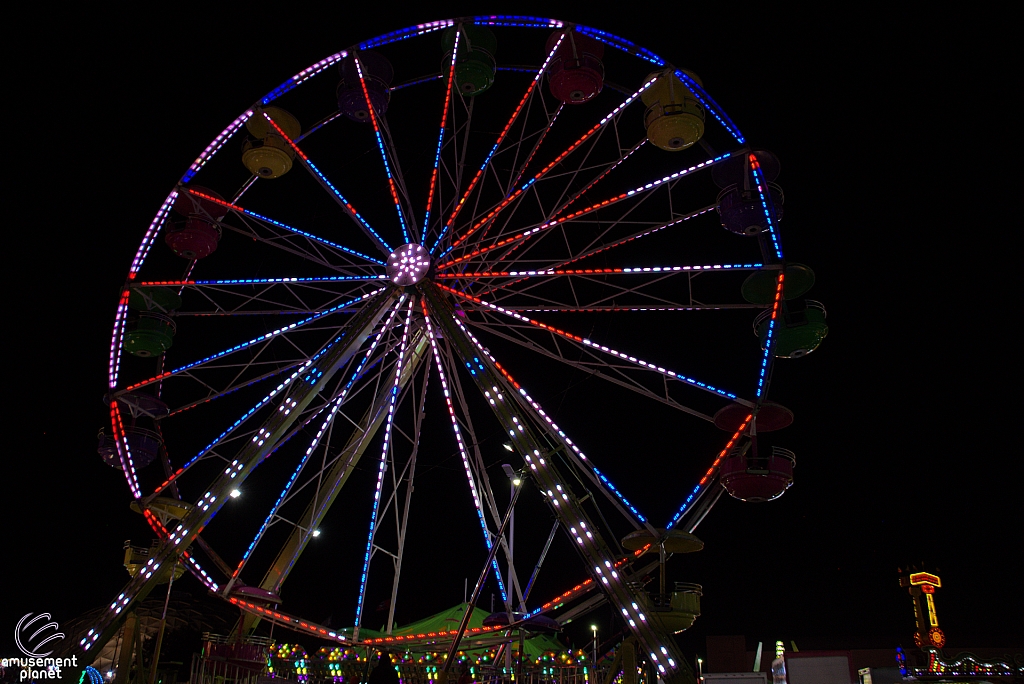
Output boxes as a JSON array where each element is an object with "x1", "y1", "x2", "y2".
[
  {"x1": 256, "y1": 114, "x2": 395, "y2": 255},
  {"x1": 749, "y1": 155, "x2": 783, "y2": 260},
  {"x1": 153, "y1": 360, "x2": 317, "y2": 497},
  {"x1": 169, "y1": 289, "x2": 384, "y2": 376},
  {"x1": 152, "y1": 295, "x2": 399, "y2": 502},
  {"x1": 450, "y1": 314, "x2": 649, "y2": 527},
  {"x1": 431, "y1": 34, "x2": 566, "y2": 255},
  {"x1": 422, "y1": 300, "x2": 509, "y2": 603},
  {"x1": 664, "y1": 414, "x2": 752, "y2": 531},
  {"x1": 186, "y1": 188, "x2": 384, "y2": 265},
  {"x1": 673, "y1": 69, "x2": 745, "y2": 145},
  {"x1": 665, "y1": 274, "x2": 784, "y2": 530},
  {"x1": 355, "y1": 298, "x2": 415, "y2": 628},
  {"x1": 390, "y1": 74, "x2": 444, "y2": 92},
  {"x1": 438, "y1": 284, "x2": 739, "y2": 400},
  {"x1": 755, "y1": 272, "x2": 785, "y2": 399},
  {"x1": 185, "y1": 275, "x2": 388, "y2": 285},
  {"x1": 236, "y1": 299, "x2": 406, "y2": 584},
  {"x1": 124, "y1": 289, "x2": 383, "y2": 398},
  {"x1": 472, "y1": 15, "x2": 563, "y2": 28},
  {"x1": 575, "y1": 25, "x2": 665, "y2": 65},
  {"x1": 352, "y1": 56, "x2": 411, "y2": 244}
]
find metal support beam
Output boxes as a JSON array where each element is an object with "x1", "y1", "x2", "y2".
[{"x1": 422, "y1": 283, "x2": 696, "y2": 684}]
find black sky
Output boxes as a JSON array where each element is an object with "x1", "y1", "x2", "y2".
[{"x1": 4, "y1": 3, "x2": 1021, "y2": 661}]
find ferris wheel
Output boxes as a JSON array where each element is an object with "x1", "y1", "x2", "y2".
[{"x1": 86, "y1": 16, "x2": 826, "y2": 684}]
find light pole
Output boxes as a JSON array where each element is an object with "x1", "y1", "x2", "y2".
[
  {"x1": 591, "y1": 624, "x2": 598, "y2": 667},
  {"x1": 697, "y1": 657, "x2": 703, "y2": 683},
  {"x1": 501, "y1": 464, "x2": 521, "y2": 589}
]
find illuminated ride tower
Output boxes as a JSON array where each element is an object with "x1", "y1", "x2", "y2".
[{"x1": 898, "y1": 569, "x2": 945, "y2": 649}]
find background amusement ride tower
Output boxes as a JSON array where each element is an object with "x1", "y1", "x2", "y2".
[{"x1": 899, "y1": 569, "x2": 945, "y2": 648}]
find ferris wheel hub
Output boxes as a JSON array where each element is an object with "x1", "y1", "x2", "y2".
[{"x1": 387, "y1": 243, "x2": 431, "y2": 286}]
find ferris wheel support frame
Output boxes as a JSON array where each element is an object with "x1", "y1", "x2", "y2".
[
  {"x1": 423, "y1": 284, "x2": 696, "y2": 684},
  {"x1": 78, "y1": 291, "x2": 399, "y2": 662},
  {"x1": 236, "y1": 329, "x2": 432, "y2": 635}
]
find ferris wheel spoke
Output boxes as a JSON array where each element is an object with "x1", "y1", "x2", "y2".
[
  {"x1": 149, "y1": 356, "x2": 343, "y2": 499},
  {"x1": 439, "y1": 283, "x2": 746, "y2": 404},
  {"x1": 139, "y1": 278, "x2": 386, "y2": 317},
  {"x1": 354, "y1": 298, "x2": 415, "y2": 635},
  {"x1": 184, "y1": 186, "x2": 386, "y2": 269},
  {"x1": 437, "y1": 153, "x2": 734, "y2": 273},
  {"x1": 121, "y1": 289, "x2": 385, "y2": 393},
  {"x1": 441, "y1": 74, "x2": 660, "y2": 256},
  {"x1": 421, "y1": 300, "x2": 512, "y2": 606},
  {"x1": 420, "y1": 28, "x2": 461, "y2": 241},
  {"x1": 500, "y1": 102, "x2": 563, "y2": 208},
  {"x1": 546, "y1": 138, "x2": 647, "y2": 219},
  {"x1": 253, "y1": 110, "x2": 395, "y2": 254},
  {"x1": 544, "y1": 204, "x2": 722, "y2": 271},
  {"x1": 152, "y1": 311, "x2": 407, "y2": 500},
  {"x1": 436, "y1": 326, "x2": 525, "y2": 609},
  {"x1": 473, "y1": 128, "x2": 641, "y2": 259},
  {"x1": 348, "y1": 55, "x2": 415, "y2": 244},
  {"x1": 480, "y1": 266, "x2": 768, "y2": 312},
  {"x1": 465, "y1": 313, "x2": 718, "y2": 423},
  {"x1": 423, "y1": 285, "x2": 690, "y2": 680},
  {"x1": 431, "y1": 35, "x2": 565, "y2": 254}
]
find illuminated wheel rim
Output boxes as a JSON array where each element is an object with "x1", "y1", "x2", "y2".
[{"x1": 95, "y1": 17, "x2": 800, "y2": 680}]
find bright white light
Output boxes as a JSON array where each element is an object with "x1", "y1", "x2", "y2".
[
  {"x1": 502, "y1": 442, "x2": 514, "y2": 452},
  {"x1": 512, "y1": 477, "x2": 522, "y2": 486},
  {"x1": 312, "y1": 529, "x2": 321, "y2": 537},
  {"x1": 230, "y1": 489, "x2": 241, "y2": 498}
]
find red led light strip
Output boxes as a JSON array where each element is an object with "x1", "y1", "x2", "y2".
[
  {"x1": 438, "y1": 156, "x2": 720, "y2": 271},
  {"x1": 252, "y1": 119, "x2": 383, "y2": 250},
  {"x1": 444, "y1": 34, "x2": 566, "y2": 246},
  {"x1": 423, "y1": 32, "x2": 460, "y2": 234},
  {"x1": 111, "y1": 401, "x2": 141, "y2": 499},
  {"x1": 353, "y1": 54, "x2": 410, "y2": 241},
  {"x1": 444, "y1": 74, "x2": 659, "y2": 253},
  {"x1": 438, "y1": 284, "x2": 583, "y2": 342},
  {"x1": 481, "y1": 138, "x2": 643, "y2": 268},
  {"x1": 141, "y1": 509, "x2": 216, "y2": 591}
]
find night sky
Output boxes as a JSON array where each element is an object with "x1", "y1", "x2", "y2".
[{"x1": 5, "y1": 3, "x2": 1020, "y2": 664}]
